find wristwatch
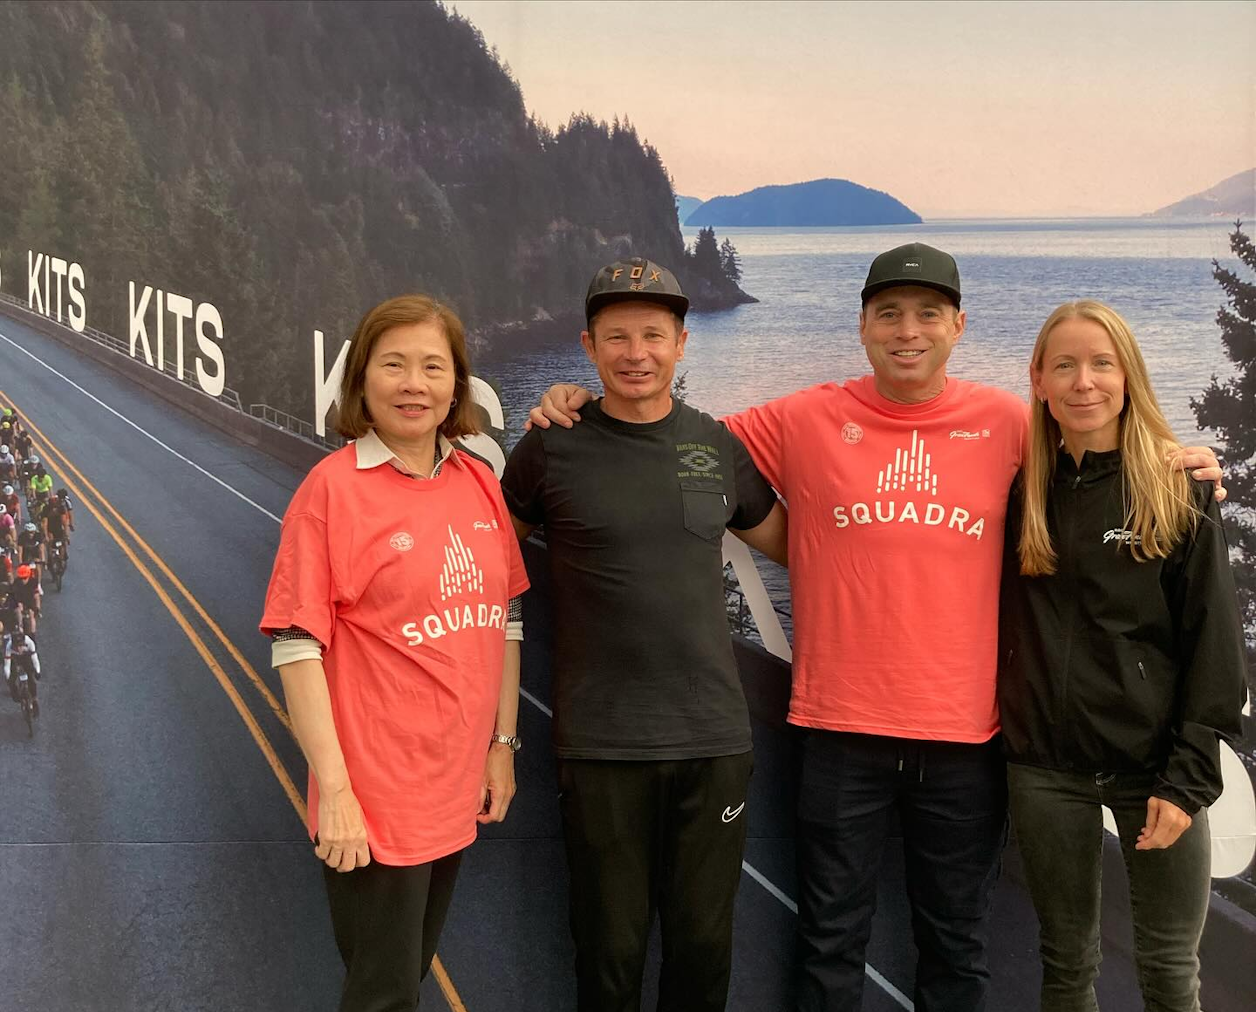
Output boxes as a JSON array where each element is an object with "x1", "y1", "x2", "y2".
[{"x1": 490, "y1": 733, "x2": 522, "y2": 753}]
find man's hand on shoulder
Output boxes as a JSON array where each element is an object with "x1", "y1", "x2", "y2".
[
  {"x1": 525, "y1": 384, "x2": 595, "y2": 431},
  {"x1": 1170, "y1": 445, "x2": 1226, "y2": 502}
]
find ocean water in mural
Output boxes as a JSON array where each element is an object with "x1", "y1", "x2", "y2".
[{"x1": 481, "y1": 217, "x2": 1239, "y2": 449}]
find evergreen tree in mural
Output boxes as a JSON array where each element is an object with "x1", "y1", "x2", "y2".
[
  {"x1": 1192, "y1": 220, "x2": 1256, "y2": 661},
  {"x1": 720, "y1": 237, "x2": 742, "y2": 283},
  {"x1": 684, "y1": 226, "x2": 755, "y2": 311},
  {"x1": 690, "y1": 227, "x2": 723, "y2": 279}
]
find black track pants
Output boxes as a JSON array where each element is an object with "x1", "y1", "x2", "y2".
[{"x1": 558, "y1": 751, "x2": 754, "y2": 1012}]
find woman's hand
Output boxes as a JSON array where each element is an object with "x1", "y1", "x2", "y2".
[
  {"x1": 316, "y1": 784, "x2": 371, "y2": 872},
  {"x1": 478, "y1": 742, "x2": 517, "y2": 824},
  {"x1": 1135, "y1": 795, "x2": 1193, "y2": 850}
]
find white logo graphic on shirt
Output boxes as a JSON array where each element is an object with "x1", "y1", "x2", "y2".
[
  {"x1": 842, "y1": 422, "x2": 864, "y2": 445},
  {"x1": 1103, "y1": 528, "x2": 1142, "y2": 546},
  {"x1": 389, "y1": 532, "x2": 414, "y2": 552},
  {"x1": 472, "y1": 520, "x2": 499, "y2": 531},
  {"x1": 439, "y1": 525, "x2": 484, "y2": 600},
  {"x1": 721, "y1": 802, "x2": 746, "y2": 823},
  {"x1": 832, "y1": 428, "x2": 988, "y2": 540},
  {"x1": 876, "y1": 430, "x2": 938, "y2": 495},
  {"x1": 399, "y1": 524, "x2": 506, "y2": 648}
]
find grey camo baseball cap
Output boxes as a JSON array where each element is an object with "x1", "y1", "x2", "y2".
[{"x1": 585, "y1": 257, "x2": 689, "y2": 323}]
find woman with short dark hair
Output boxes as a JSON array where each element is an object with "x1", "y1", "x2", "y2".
[{"x1": 261, "y1": 294, "x2": 528, "y2": 1011}]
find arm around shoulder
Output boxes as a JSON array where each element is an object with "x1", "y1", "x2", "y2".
[
  {"x1": 726, "y1": 424, "x2": 786, "y2": 565},
  {"x1": 1155, "y1": 487, "x2": 1248, "y2": 812},
  {"x1": 731, "y1": 500, "x2": 788, "y2": 567},
  {"x1": 721, "y1": 398, "x2": 790, "y2": 493}
]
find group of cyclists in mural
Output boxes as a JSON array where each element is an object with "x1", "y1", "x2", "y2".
[{"x1": 0, "y1": 407, "x2": 75, "y2": 736}]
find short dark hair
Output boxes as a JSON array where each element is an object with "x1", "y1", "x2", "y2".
[{"x1": 335, "y1": 295, "x2": 479, "y2": 440}]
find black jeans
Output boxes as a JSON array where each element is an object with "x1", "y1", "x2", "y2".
[
  {"x1": 1008, "y1": 763, "x2": 1211, "y2": 1012},
  {"x1": 558, "y1": 752, "x2": 754, "y2": 1012},
  {"x1": 795, "y1": 731, "x2": 1007, "y2": 1012},
  {"x1": 322, "y1": 850, "x2": 463, "y2": 1012}
]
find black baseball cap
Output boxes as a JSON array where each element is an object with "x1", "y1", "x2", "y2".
[
  {"x1": 585, "y1": 257, "x2": 689, "y2": 324},
  {"x1": 861, "y1": 243, "x2": 961, "y2": 308}
]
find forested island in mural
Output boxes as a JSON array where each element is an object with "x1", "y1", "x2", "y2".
[{"x1": 0, "y1": 0, "x2": 746, "y2": 416}]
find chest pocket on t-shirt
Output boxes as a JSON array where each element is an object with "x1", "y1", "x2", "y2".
[{"x1": 680, "y1": 479, "x2": 727, "y2": 542}]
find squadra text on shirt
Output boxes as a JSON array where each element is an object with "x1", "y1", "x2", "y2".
[
  {"x1": 830, "y1": 429, "x2": 987, "y2": 540},
  {"x1": 400, "y1": 524, "x2": 511, "y2": 646}
]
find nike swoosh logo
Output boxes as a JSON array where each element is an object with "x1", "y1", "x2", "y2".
[{"x1": 721, "y1": 802, "x2": 746, "y2": 823}]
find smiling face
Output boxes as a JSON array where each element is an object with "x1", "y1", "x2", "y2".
[
  {"x1": 1032, "y1": 315, "x2": 1127, "y2": 456},
  {"x1": 363, "y1": 321, "x2": 457, "y2": 450},
  {"x1": 581, "y1": 300, "x2": 687, "y2": 422},
  {"x1": 859, "y1": 285, "x2": 965, "y2": 403}
]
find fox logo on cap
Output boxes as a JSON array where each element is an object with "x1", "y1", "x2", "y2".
[
  {"x1": 609, "y1": 264, "x2": 663, "y2": 286},
  {"x1": 585, "y1": 256, "x2": 690, "y2": 323}
]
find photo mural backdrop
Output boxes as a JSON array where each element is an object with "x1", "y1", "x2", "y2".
[{"x1": 0, "y1": 2, "x2": 1252, "y2": 1010}]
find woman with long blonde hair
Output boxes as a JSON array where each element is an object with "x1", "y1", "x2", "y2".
[{"x1": 998, "y1": 300, "x2": 1246, "y2": 1012}]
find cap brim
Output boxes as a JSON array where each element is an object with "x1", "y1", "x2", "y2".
[
  {"x1": 586, "y1": 291, "x2": 689, "y2": 323},
  {"x1": 861, "y1": 279, "x2": 961, "y2": 307}
]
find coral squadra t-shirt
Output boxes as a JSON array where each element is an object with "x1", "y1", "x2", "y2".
[
  {"x1": 725, "y1": 376, "x2": 1027, "y2": 742},
  {"x1": 261, "y1": 446, "x2": 529, "y2": 865}
]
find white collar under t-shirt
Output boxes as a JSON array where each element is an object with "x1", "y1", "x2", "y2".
[{"x1": 353, "y1": 427, "x2": 461, "y2": 478}]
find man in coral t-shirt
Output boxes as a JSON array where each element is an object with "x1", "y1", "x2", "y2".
[{"x1": 723, "y1": 246, "x2": 1020, "y2": 1012}]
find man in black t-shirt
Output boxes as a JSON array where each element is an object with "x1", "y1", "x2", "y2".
[{"x1": 502, "y1": 259, "x2": 786, "y2": 1012}]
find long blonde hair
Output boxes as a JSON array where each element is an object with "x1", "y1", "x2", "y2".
[{"x1": 1019, "y1": 300, "x2": 1197, "y2": 576}]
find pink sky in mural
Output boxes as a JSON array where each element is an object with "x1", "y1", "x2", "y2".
[{"x1": 451, "y1": 0, "x2": 1256, "y2": 218}]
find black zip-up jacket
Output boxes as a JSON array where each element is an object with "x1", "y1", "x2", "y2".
[{"x1": 998, "y1": 449, "x2": 1246, "y2": 814}]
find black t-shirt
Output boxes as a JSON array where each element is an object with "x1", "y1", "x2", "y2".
[{"x1": 502, "y1": 398, "x2": 778, "y2": 760}]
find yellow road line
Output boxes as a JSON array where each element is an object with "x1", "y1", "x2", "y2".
[
  {"x1": 6, "y1": 394, "x2": 292, "y2": 735},
  {"x1": 8, "y1": 390, "x2": 468, "y2": 1010},
  {"x1": 430, "y1": 960, "x2": 470, "y2": 1012},
  {"x1": 18, "y1": 427, "x2": 308, "y2": 817}
]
